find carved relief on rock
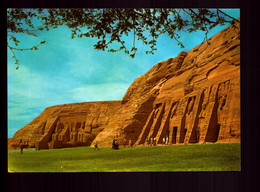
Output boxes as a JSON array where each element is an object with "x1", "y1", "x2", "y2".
[
  {"x1": 203, "y1": 81, "x2": 231, "y2": 143},
  {"x1": 215, "y1": 80, "x2": 232, "y2": 140},
  {"x1": 217, "y1": 80, "x2": 230, "y2": 124},
  {"x1": 168, "y1": 101, "x2": 180, "y2": 144},
  {"x1": 136, "y1": 101, "x2": 168, "y2": 145},
  {"x1": 175, "y1": 98, "x2": 187, "y2": 117},
  {"x1": 168, "y1": 98, "x2": 189, "y2": 144},
  {"x1": 52, "y1": 120, "x2": 64, "y2": 141},
  {"x1": 170, "y1": 101, "x2": 178, "y2": 119},
  {"x1": 183, "y1": 96, "x2": 196, "y2": 144},
  {"x1": 147, "y1": 103, "x2": 165, "y2": 139},
  {"x1": 58, "y1": 123, "x2": 70, "y2": 142},
  {"x1": 196, "y1": 87, "x2": 211, "y2": 143}
]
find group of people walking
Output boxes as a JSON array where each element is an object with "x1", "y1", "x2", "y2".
[
  {"x1": 146, "y1": 137, "x2": 157, "y2": 146},
  {"x1": 94, "y1": 135, "x2": 170, "y2": 150},
  {"x1": 145, "y1": 135, "x2": 169, "y2": 146},
  {"x1": 162, "y1": 136, "x2": 169, "y2": 145}
]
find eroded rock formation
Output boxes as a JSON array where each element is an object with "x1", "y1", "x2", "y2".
[
  {"x1": 8, "y1": 18, "x2": 240, "y2": 149},
  {"x1": 8, "y1": 101, "x2": 121, "y2": 149}
]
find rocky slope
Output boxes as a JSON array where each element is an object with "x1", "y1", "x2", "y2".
[{"x1": 8, "y1": 18, "x2": 240, "y2": 149}]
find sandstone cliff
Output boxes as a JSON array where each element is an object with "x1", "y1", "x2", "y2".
[
  {"x1": 92, "y1": 18, "x2": 240, "y2": 146},
  {"x1": 8, "y1": 101, "x2": 121, "y2": 149},
  {"x1": 8, "y1": 18, "x2": 240, "y2": 149}
]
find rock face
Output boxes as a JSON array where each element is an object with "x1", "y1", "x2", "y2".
[
  {"x1": 8, "y1": 101, "x2": 121, "y2": 149},
  {"x1": 92, "y1": 18, "x2": 240, "y2": 146},
  {"x1": 8, "y1": 19, "x2": 240, "y2": 149}
]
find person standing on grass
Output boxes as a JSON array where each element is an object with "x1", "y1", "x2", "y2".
[
  {"x1": 166, "y1": 136, "x2": 169, "y2": 145},
  {"x1": 20, "y1": 144, "x2": 28, "y2": 154},
  {"x1": 20, "y1": 145, "x2": 23, "y2": 154},
  {"x1": 163, "y1": 137, "x2": 165, "y2": 145},
  {"x1": 112, "y1": 139, "x2": 115, "y2": 149},
  {"x1": 112, "y1": 139, "x2": 119, "y2": 149},
  {"x1": 19, "y1": 139, "x2": 23, "y2": 154},
  {"x1": 150, "y1": 137, "x2": 154, "y2": 146},
  {"x1": 94, "y1": 141, "x2": 99, "y2": 151},
  {"x1": 129, "y1": 138, "x2": 134, "y2": 147},
  {"x1": 129, "y1": 138, "x2": 132, "y2": 147}
]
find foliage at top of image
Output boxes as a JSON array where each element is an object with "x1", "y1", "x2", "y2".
[{"x1": 7, "y1": 8, "x2": 238, "y2": 69}]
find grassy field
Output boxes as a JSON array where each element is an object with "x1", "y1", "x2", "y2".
[{"x1": 8, "y1": 143, "x2": 240, "y2": 172}]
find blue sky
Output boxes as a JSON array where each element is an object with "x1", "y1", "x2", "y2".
[{"x1": 7, "y1": 9, "x2": 240, "y2": 138}]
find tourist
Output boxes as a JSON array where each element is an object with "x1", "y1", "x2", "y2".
[
  {"x1": 153, "y1": 138, "x2": 157, "y2": 146},
  {"x1": 94, "y1": 141, "x2": 99, "y2": 151},
  {"x1": 112, "y1": 139, "x2": 115, "y2": 149},
  {"x1": 129, "y1": 138, "x2": 134, "y2": 147},
  {"x1": 166, "y1": 136, "x2": 169, "y2": 145},
  {"x1": 163, "y1": 137, "x2": 165, "y2": 145},
  {"x1": 20, "y1": 145, "x2": 23, "y2": 154},
  {"x1": 129, "y1": 138, "x2": 132, "y2": 147},
  {"x1": 115, "y1": 139, "x2": 119, "y2": 149},
  {"x1": 150, "y1": 137, "x2": 154, "y2": 146},
  {"x1": 112, "y1": 139, "x2": 119, "y2": 150}
]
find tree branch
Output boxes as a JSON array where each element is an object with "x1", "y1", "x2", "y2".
[
  {"x1": 8, "y1": 45, "x2": 19, "y2": 69},
  {"x1": 217, "y1": 9, "x2": 240, "y2": 22},
  {"x1": 8, "y1": 41, "x2": 46, "y2": 69}
]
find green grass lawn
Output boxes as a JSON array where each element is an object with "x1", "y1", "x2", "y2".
[{"x1": 8, "y1": 143, "x2": 240, "y2": 172}]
